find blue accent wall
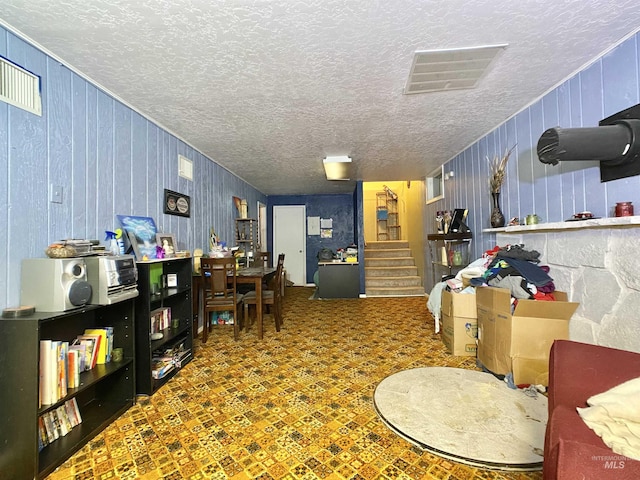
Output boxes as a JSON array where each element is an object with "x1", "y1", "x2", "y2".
[
  {"x1": 425, "y1": 30, "x2": 640, "y2": 289},
  {"x1": 267, "y1": 194, "x2": 356, "y2": 284},
  {"x1": 0, "y1": 26, "x2": 266, "y2": 307}
]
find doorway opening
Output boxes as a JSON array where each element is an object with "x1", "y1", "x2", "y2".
[{"x1": 362, "y1": 180, "x2": 426, "y2": 295}]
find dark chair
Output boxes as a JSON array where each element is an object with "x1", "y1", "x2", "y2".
[
  {"x1": 243, "y1": 253, "x2": 285, "y2": 335},
  {"x1": 200, "y1": 257, "x2": 244, "y2": 342},
  {"x1": 258, "y1": 251, "x2": 271, "y2": 268}
]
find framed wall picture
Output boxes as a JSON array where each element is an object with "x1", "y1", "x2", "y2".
[
  {"x1": 117, "y1": 215, "x2": 158, "y2": 260},
  {"x1": 156, "y1": 233, "x2": 177, "y2": 258},
  {"x1": 164, "y1": 189, "x2": 191, "y2": 217}
]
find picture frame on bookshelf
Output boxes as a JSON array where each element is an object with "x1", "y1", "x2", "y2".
[{"x1": 156, "y1": 233, "x2": 177, "y2": 258}]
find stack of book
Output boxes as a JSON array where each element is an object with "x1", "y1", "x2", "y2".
[
  {"x1": 38, "y1": 398, "x2": 82, "y2": 451},
  {"x1": 39, "y1": 326, "x2": 115, "y2": 407},
  {"x1": 151, "y1": 357, "x2": 174, "y2": 379},
  {"x1": 151, "y1": 341, "x2": 191, "y2": 379},
  {"x1": 150, "y1": 307, "x2": 171, "y2": 334}
]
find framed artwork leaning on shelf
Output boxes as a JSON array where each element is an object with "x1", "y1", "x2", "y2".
[{"x1": 117, "y1": 215, "x2": 158, "y2": 260}]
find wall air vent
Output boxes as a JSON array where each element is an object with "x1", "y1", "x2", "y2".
[
  {"x1": 178, "y1": 154, "x2": 193, "y2": 181},
  {"x1": 0, "y1": 56, "x2": 42, "y2": 115},
  {"x1": 404, "y1": 44, "x2": 507, "y2": 95}
]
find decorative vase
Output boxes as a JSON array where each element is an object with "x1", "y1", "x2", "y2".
[{"x1": 490, "y1": 192, "x2": 505, "y2": 228}]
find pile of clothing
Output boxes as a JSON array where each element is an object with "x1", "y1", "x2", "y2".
[
  {"x1": 470, "y1": 244, "x2": 556, "y2": 301},
  {"x1": 428, "y1": 243, "x2": 558, "y2": 326}
]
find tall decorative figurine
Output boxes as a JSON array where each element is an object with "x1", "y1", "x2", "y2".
[{"x1": 209, "y1": 227, "x2": 219, "y2": 252}]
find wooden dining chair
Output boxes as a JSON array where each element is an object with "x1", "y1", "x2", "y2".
[
  {"x1": 258, "y1": 251, "x2": 271, "y2": 268},
  {"x1": 243, "y1": 253, "x2": 285, "y2": 335},
  {"x1": 200, "y1": 257, "x2": 244, "y2": 342}
]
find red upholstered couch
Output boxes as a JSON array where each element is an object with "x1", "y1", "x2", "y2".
[{"x1": 544, "y1": 340, "x2": 640, "y2": 479}]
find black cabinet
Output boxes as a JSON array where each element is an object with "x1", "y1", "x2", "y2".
[
  {"x1": 135, "y1": 258, "x2": 193, "y2": 395},
  {"x1": 317, "y1": 262, "x2": 360, "y2": 298},
  {"x1": 0, "y1": 300, "x2": 135, "y2": 480}
]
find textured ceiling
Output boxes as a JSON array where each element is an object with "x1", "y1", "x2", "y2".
[{"x1": 1, "y1": 1, "x2": 640, "y2": 195}]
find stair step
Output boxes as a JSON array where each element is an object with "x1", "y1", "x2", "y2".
[
  {"x1": 366, "y1": 285, "x2": 425, "y2": 296},
  {"x1": 365, "y1": 257, "x2": 415, "y2": 267},
  {"x1": 364, "y1": 240, "x2": 422, "y2": 297},
  {"x1": 366, "y1": 276, "x2": 422, "y2": 287},
  {"x1": 365, "y1": 265, "x2": 418, "y2": 277},
  {"x1": 365, "y1": 248, "x2": 412, "y2": 258},
  {"x1": 366, "y1": 240, "x2": 409, "y2": 249}
]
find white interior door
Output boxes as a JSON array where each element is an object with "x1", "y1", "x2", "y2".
[{"x1": 273, "y1": 205, "x2": 306, "y2": 285}]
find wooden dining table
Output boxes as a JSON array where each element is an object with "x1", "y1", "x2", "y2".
[{"x1": 193, "y1": 265, "x2": 277, "y2": 340}]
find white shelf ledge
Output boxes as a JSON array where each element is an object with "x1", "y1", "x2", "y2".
[{"x1": 482, "y1": 216, "x2": 640, "y2": 233}]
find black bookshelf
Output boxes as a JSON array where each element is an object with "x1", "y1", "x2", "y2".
[
  {"x1": 134, "y1": 257, "x2": 193, "y2": 395},
  {"x1": 0, "y1": 300, "x2": 135, "y2": 480}
]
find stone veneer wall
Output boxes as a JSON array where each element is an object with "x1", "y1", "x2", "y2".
[{"x1": 495, "y1": 220, "x2": 640, "y2": 354}]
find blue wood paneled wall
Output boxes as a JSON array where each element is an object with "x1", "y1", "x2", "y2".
[
  {"x1": 0, "y1": 26, "x2": 266, "y2": 307},
  {"x1": 427, "y1": 30, "x2": 640, "y2": 270},
  {"x1": 267, "y1": 194, "x2": 356, "y2": 284}
]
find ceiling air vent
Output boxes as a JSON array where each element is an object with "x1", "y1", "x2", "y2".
[
  {"x1": 404, "y1": 44, "x2": 507, "y2": 94},
  {"x1": 0, "y1": 56, "x2": 42, "y2": 115}
]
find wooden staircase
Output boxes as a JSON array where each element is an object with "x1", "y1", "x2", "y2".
[{"x1": 365, "y1": 240, "x2": 424, "y2": 296}]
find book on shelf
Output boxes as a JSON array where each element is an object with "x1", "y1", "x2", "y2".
[
  {"x1": 104, "y1": 326, "x2": 114, "y2": 362},
  {"x1": 39, "y1": 340, "x2": 55, "y2": 406},
  {"x1": 151, "y1": 358, "x2": 174, "y2": 379},
  {"x1": 67, "y1": 349, "x2": 74, "y2": 390},
  {"x1": 41, "y1": 338, "x2": 98, "y2": 405},
  {"x1": 76, "y1": 334, "x2": 101, "y2": 369},
  {"x1": 42, "y1": 411, "x2": 57, "y2": 443},
  {"x1": 55, "y1": 405, "x2": 72, "y2": 436},
  {"x1": 64, "y1": 398, "x2": 78, "y2": 428},
  {"x1": 67, "y1": 348, "x2": 80, "y2": 389},
  {"x1": 38, "y1": 416, "x2": 49, "y2": 451},
  {"x1": 83, "y1": 328, "x2": 109, "y2": 364},
  {"x1": 69, "y1": 341, "x2": 88, "y2": 372},
  {"x1": 150, "y1": 307, "x2": 171, "y2": 334},
  {"x1": 39, "y1": 326, "x2": 119, "y2": 408},
  {"x1": 39, "y1": 340, "x2": 68, "y2": 406},
  {"x1": 48, "y1": 410, "x2": 61, "y2": 442},
  {"x1": 174, "y1": 349, "x2": 191, "y2": 368},
  {"x1": 69, "y1": 397, "x2": 82, "y2": 425},
  {"x1": 57, "y1": 341, "x2": 68, "y2": 399},
  {"x1": 151, "y1": 341, "x2": 192, "y2": 373},
  {"x1": 38, "y1": 398, "x2": 83, "y2": 449}
]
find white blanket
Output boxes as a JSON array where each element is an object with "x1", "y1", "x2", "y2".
[
  {"x1": 577, "y1": 376, "x2": 640, "y2": 461},
  {"x1": 426, "y1": 282, "x2": 446, "y2": 333}
]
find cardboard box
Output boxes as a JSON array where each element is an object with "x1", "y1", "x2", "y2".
[
  {"x1": 440, "y1": 290, "x2": 477, "y2": 356},
  {"x1": 476, "y1": 286, "x2": 578, "y2": 386}
]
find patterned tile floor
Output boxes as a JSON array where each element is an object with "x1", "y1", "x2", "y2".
[{"x1": 47, "y1": 287, "x2": 542, "y2": 480}]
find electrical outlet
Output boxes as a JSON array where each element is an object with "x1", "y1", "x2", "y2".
[{"x1": 50, "y1": 184, "x2": 63, "y2": 204}]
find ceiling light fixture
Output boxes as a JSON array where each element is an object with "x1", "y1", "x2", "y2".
[{"x1": 323, "y1": 155, "x2": 352, "y2": 180}]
